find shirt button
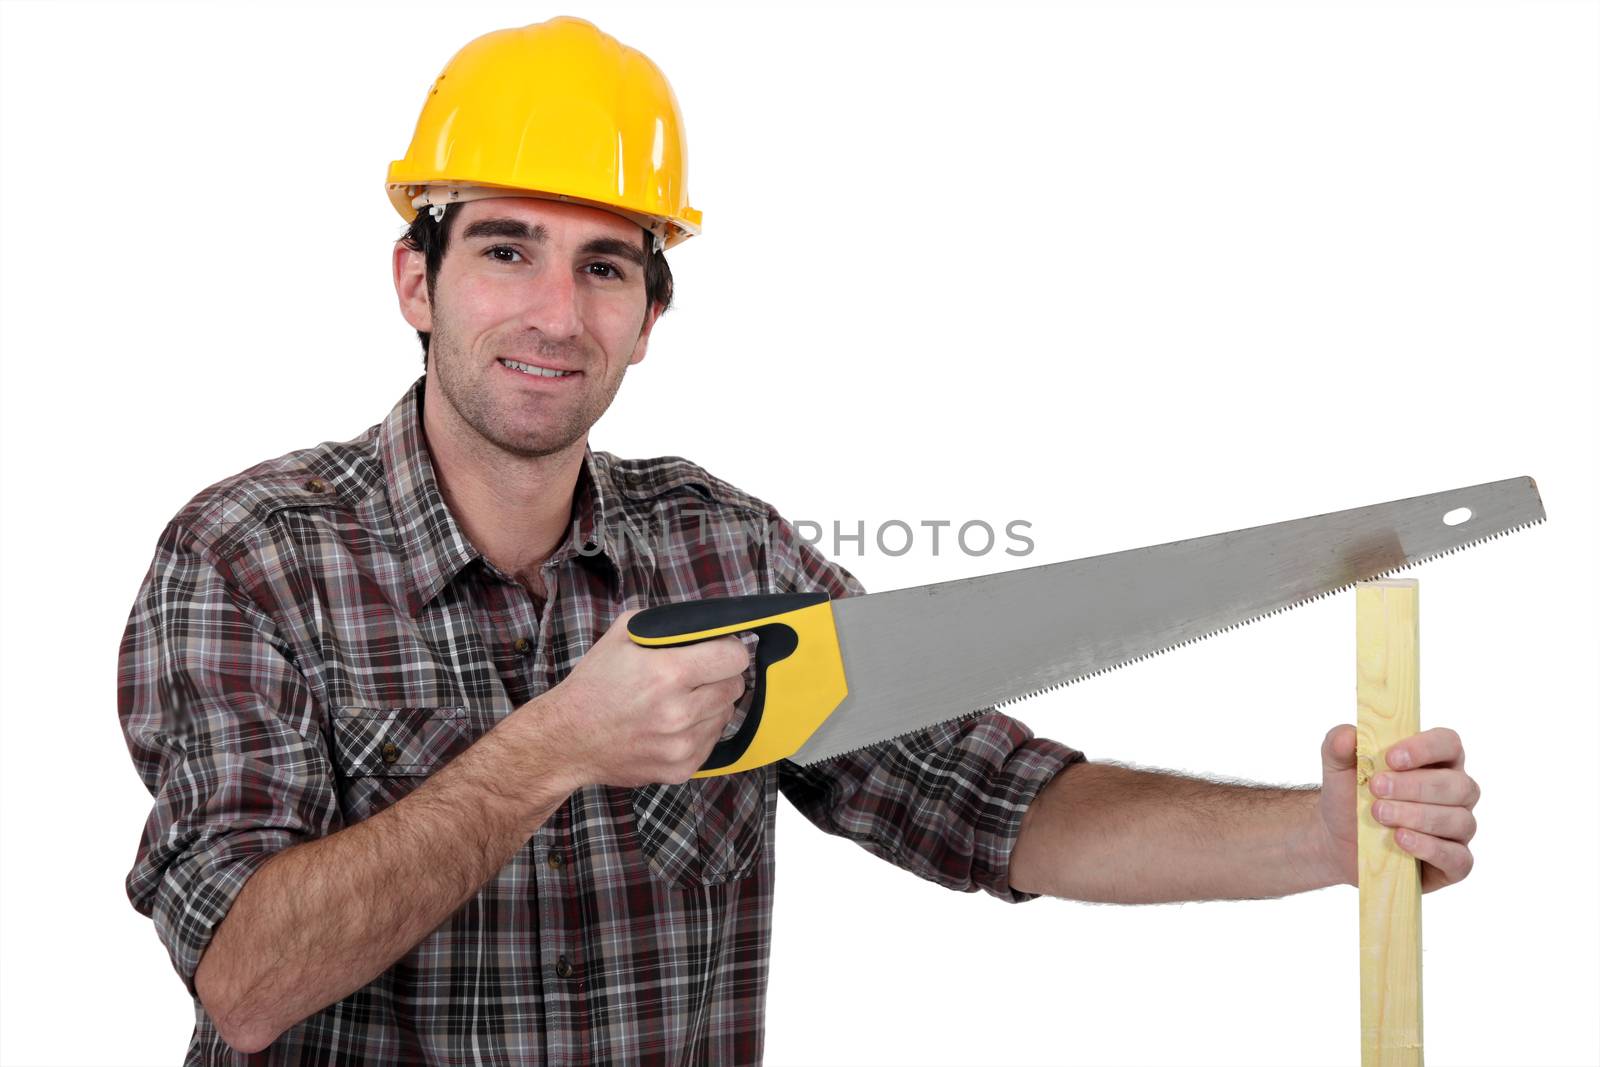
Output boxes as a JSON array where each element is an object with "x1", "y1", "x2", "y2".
[
  {"x1": 555, "y1": 956, "x2": 573, "y2": 979},
  {"x1": 513, "y1": 637, "x2": 532, "y2": 655},
  {"x1": 546, "y1": 852, "x2": 563, "y2": 870},
  {"x1": 304, "y1": 477, "x2": 327, "y2": 493},
  {"x1": 381, "y1": 742, "x2": 399, "y2": 764}
]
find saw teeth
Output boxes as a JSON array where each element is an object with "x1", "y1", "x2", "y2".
[{"x1": 794, "y1": 513, "x2": 1546, "y2": 767}]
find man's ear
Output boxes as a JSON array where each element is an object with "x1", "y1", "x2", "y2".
[
  {"x1": 628, "y1": 301, "x2": 663, "y2": 367},
  {"x1": 393, "y1": 240, "x2": 433, "y2": 333}
]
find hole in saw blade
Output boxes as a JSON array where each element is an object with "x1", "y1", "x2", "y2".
[{"x1": 1442, "y1": 506, "x2": 1473, "y2": 527}]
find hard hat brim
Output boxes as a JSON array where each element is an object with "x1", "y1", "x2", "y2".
[{"x1": 386, "y1": 180, "x2": 699, "y2": 250}]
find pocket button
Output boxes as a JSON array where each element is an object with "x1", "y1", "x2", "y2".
[{"x1": 330, "y1": 706, "x2": 472, "y2": 820}]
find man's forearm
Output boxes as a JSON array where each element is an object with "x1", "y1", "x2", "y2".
[
  {"x1": 195, "y1": 705, "x2": 575, "y2": 1053},
  {"x1": 1008, "y1": 760, "x2": 1339, "y2": 904}
]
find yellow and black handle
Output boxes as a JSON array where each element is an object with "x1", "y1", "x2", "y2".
[{"x1": 627, "y1": 592, "x2": 848, "y2": 777}]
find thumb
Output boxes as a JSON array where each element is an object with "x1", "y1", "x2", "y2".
[
  {"x1": 1321, "y1": 723, "x2": 1358, "y2": 777},
  {"x1": 603, "y1": 608, "x2": 644, "y2": 639}
]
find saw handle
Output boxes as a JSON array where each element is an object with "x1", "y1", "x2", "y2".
[{"x1": 626, "y1": 592, "x2": 848, "y2": 778}]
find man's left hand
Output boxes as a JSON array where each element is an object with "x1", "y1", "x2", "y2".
[{"x1": 1317, "y1": 724, "x2": 1480, "y2": 892}]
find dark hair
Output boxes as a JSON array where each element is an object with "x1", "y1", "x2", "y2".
[{"x1": 398, "y1": 205, "x2": 676, "y2": 367}]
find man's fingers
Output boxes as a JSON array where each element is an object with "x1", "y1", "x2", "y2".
[
  {"x1": 1322, "y1": 724, "x2": 1357, "y2": 773},
  {"x1": 608, "y1": 612, "x2": 747, "y2": 683},
  {"x1": 1387, "y1": 726, "x2": 1465, "y2": 771},
  {"x1": 1393, "y1": 828, "x2": 1474, "y2": 891},
  {"x1": 1370, "y1": 798, "x2": 1478, "y2": 844},
  {"x1": 685, "y1": 674, "x2": 746, "y2": 725},
  {"x1": 1371, "y1": 768, "x2": 1481, "y2": 808},
  {"x1": 669, "y1": 634, "x2": 750, "y2": 685},
  {"x1": 699, "y1": 674, "x2": 747, "y2": 712}
]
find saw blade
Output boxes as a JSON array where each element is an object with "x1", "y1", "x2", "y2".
[{"x1": 787, "y1": 475, "x2": 1545, "y2": 766}]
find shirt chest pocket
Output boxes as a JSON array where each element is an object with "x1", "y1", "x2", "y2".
[
  {"x1": 629, "y1": 768, "x2": 771, "y2": 887},
  {"x1": 330, "y1": 706, "x2": 472, "y2": 822}
]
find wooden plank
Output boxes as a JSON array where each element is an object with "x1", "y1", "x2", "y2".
[{"x1": 1357, "y1": 578, "x2": 1424, "y2": 1065}]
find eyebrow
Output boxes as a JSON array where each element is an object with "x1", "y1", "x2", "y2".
[
  {"x1": 461, "y1": 217, "x2": 647, "y2": 268},
  {"x1": 461, "y1": 218, "x2": 545, "y2": 243},
  {"x1": 578, "y1": 236, "x2": 647, "y2": 269}
]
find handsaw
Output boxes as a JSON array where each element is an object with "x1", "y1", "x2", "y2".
[{"x1": 628, "y1": 476, "x2": 1545, "y2": 778}]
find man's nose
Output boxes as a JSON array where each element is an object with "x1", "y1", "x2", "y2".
[{"x1": 521, "y1": 264, "x2": 583, "y2": 339}]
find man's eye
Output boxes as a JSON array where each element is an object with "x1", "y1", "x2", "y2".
[
  {"x1": 586, "y1": 262, "x2": 622, "y2": 280},
  {"x1": 486, "y1": 246, "x2": 522, "y2": 263}
]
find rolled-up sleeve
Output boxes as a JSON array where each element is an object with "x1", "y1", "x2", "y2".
[
  {"x1": 117, "y1": 520, "x2": 342, "y2": 997},
  {"x1": 764, "y1": 513, "x2": 1086, "y2": 903}
]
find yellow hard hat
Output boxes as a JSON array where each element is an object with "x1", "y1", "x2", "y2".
[{"x1": 387, "y1": 17, "x2": 701, "y2": 250}]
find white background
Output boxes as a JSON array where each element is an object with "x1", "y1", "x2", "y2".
[{"x1": 2, "y1": 1, "x2": 1596, "y2": 1064}]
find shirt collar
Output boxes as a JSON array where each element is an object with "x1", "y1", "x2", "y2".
[{"x1": 379, "y1": 376, "x2": 632, "y2": 616}]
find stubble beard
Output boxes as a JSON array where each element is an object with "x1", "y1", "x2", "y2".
[{"x1": 427, "y1": 307, "x2": 629, "y2": 461}]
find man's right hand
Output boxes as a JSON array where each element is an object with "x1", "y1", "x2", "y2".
[{"x1": 529, "y1": 609, "x2": 751, "y2": 789}]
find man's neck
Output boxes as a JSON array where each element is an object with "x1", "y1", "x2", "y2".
[{"x1": 419, "y1": 382, "x2": 584, "y2": 598}]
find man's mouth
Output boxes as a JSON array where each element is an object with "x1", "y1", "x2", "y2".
[{"x1": 499, "y1": 358, "x2": 579, "y2": 379}]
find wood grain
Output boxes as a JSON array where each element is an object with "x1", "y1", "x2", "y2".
[{"x1": 1357, "y1": 578, "x2": 1423, "y2": 1065}]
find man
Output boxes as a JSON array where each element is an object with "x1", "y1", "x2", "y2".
[{"x1": 118, "y1": 17, "x2": 1481, "y2": 1063}]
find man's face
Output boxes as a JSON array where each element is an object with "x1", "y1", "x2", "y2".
[{"x1": 395, "y1": 196, "x2": 658, "y2": 460}]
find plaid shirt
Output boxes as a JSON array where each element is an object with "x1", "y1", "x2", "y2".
[{"x1": 118, "y1": 376, "x2": 1084, "y2": 1065}]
